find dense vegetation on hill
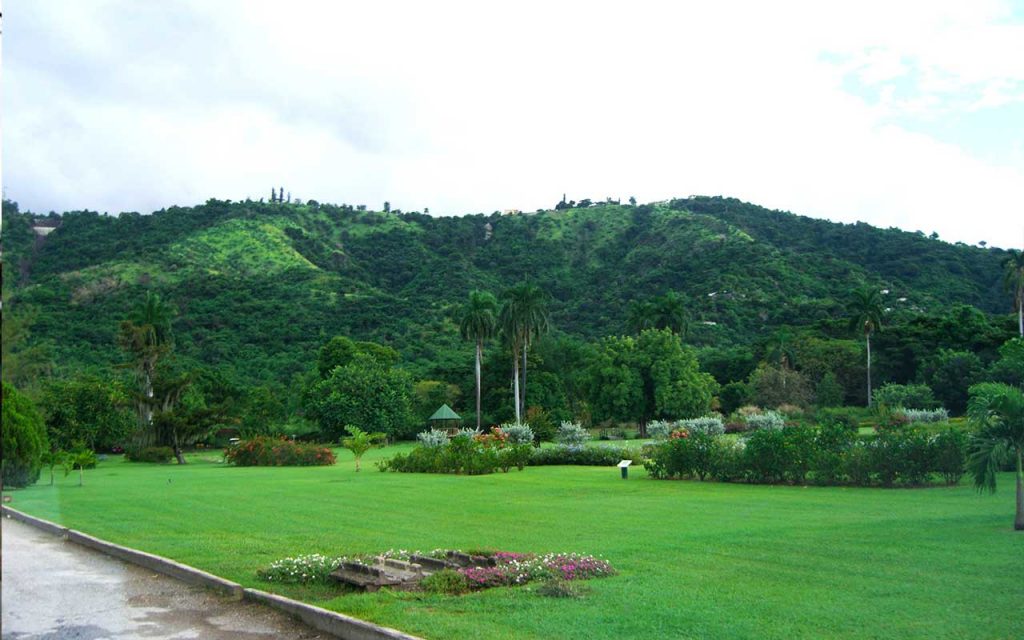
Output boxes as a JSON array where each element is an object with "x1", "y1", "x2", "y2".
[{"x1": 1, "y1": 196, "x2": 1018, "y2": 430}]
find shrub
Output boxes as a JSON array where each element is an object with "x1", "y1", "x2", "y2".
[
  {"x1": 744, "y1": 411, "x2": 785, "y2": 431},
  {"x1": 1, "y1": 382, "x2": 49, "y2": 488},
  {"x1": 810, "y1": 421, "x2": 856, "y2": 485},
  {"x1": 815, "y1": 407, "x2": 860, "y2": 432},
  {"x1": 930, "y1": 428, "x2": 967, "y2": 485},
  {"x1": 530, "y1": 445, "x2": 643, "y2": 467},
  {"x1": 224, "y1": 436, "x2": 337, "y2": 466},
  {"x1": 679, "y1": 416, "x2": 725, "y2": 436},
  {"x1": 379, "y1": 437, "x2": 532, "y2": 475},
  {"x1": 873, "y1": 383, "x2": 937, "y2": 410},
  {"x1": 645, "y1": 431, "x2": 721, "y2": 480},
  {"x1": 743, "y1": 428, "x2": 788, "y2": 483},
  {"x1": 646, "y1": 420, "x2": 674, "y2": 440},
  {"x1": 897, "y1": 408, "x2": 949, "y2": 424},
  {"x1": 124, "y1": 446, "x2": 174, "y2": 463},
  {"x1": 526, "y1": 406, "x2": 557, "y2": 443},
  {"x1": 536, "y1": 579, "x2": 590, "y2": 598},
  {"x1": 421, "y1": 569, "x2": 471, "y2": 595},
  {"x1": 556, "y1": 421, "x2": 589, "y2": 446},
  {"x1": 455, "y1": 427, "x2": 482, "y2": 439},
  {"x1": 868, "y1": 428, "x2": 932, "y2": 486},
  {"x1": 416, "y1": 428, "x2": 450, "y2": 448},
  {"x1": 719, "y1": 382, "x2": 752, "y2": 416},
  {"x1": 257, "y1": 554, "x2": 342, "y2": 584},
  {"x1": 501, "y1": 423, "x2": 535, "y2": 445}
]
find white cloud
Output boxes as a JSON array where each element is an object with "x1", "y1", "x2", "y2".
[{"x1": 3, "y1": 0, "x2": 1023, "y2": 247}]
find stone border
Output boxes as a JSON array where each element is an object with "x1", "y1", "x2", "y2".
[{"x1": 1, "y1": 505, "x2": 423, "y2": 640}]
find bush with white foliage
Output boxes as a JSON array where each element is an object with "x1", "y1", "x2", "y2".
[
  {"x1": 501, "y1": 423, "x2": 535, "y2": 445},
  {"x1": 743, "y1": 411, "x2": 785, "y2": 431},
  {"x1": 647, "y1": 420, "x2": 674, "y2": 439},
  {"x1": 455, "y1": 427, "x2": 482, "y2": 439},
  {"x1": 680, "y1": 416, "x2": 725, "y2": 436},
  {"x1": 556, "y1": 421, "x2": 590, "y2": 446},
  {"x1": 897, "y1": 408, "x2": 949, "y2": 424},
  {"x1": 417, "y1": 428, "x2": 450, "y2": 448}
]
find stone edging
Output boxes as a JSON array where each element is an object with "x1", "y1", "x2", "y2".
[{"x1": 1, "y1": 505, "x2": 422, "y2": 640}]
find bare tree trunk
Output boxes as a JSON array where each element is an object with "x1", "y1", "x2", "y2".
[
  {"x1": 475, "y1": 341, "x2": 483, "y2": 430},
  {"x1": 1015, "y1": 450, "x2": 1023, "y2": 531},
  {"x1": 1018, "y1": 298, "x2": 1023, "y2": 338},
  {"x1": 521, "y1": 339, "x2": 528, "y2": 419},
  {"x1": 512, "y1": 348, "x2": 521, "y2": 424},
  {"x1": 866, "y1": 332, "x2": 873, "y2": 408},
  {"x1": 172, "y1": 431, "x2": 186, "y2": 465}
]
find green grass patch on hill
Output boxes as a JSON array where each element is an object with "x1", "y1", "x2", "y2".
[{"x1": 4, "y1": 448, "x2": 1022, "y2": 640}]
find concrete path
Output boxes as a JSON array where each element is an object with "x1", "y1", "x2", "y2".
[{"x1": 1, "y1": 516, "x2": 327, "y2": 639}]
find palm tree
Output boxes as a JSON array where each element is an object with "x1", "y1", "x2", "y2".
[
  {"x1": 118, "y1": 292, "x2": 174, "y2": 439},
  {"x1": 847, "y1": 286, "x2": 883, "y2": 407},
  {"x1": 459, "y1": 290, "x2": 498, "y2": 429},
  {"x1": 627, "y1": 300, "x2": 657, "y2": 334},
  {"x1": 652, "y1": 291, "x2": 689, "y2": 337},
  {"x1": 500, "y1": 283, "x2": 550, "y2": 421},
  {"x1": 1004, "y1": 250, "x2": 1024, "y2": 338},
  {"x1": 967, "y1": 382, "x2": 1024, "y2": 531}
]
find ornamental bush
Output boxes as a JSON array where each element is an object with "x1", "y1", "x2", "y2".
[
  {"x1": 743, "y1": 411, "x2": 785, "y2": 431},
  {"x1": 873, "y1": 383, "x2": 937, "y2": 410},
  {"x1": 501, "y1": 423, "x2": 535, "y2": 445},
  {"x1": 679, "y1": 415, "x2": 725, "y2": 436},
  {"x1": 930, "y1": 428, "x2": 967, "y2": 485},
  {"x1": 224, "y1": 436, "x2": 336, "y2": 466},
  {"x1": 416, "y1": 428, "x2": 450, "y2": 448},
  {"x1": 257, "y1": 554, "x2": 343, "y2": 584},
  {"x1": 379, "y1": 434, "x2": 532, "y2": 475},
  {"x1": 124, "y1": 446, "x2": 174, "y2": 463},
  {"x1": 556, "y1": 421, "x2": 590, "y2": 445},
  {"x1": 897, "y1": 408, "x2": 949, "y2": 424},
  {"x1": 646, "y1": 420, "x2": 674, "y2": 440}
]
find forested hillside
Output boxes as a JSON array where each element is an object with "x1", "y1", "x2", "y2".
[{"x1": 2, "y1": 195, "x2": 1017, "y2": 426}]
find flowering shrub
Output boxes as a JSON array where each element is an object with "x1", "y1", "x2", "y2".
[
  {"x1": 743, "y1": 411, "x2": 785, "y2": 431},
  {"x1": 416, "y1": 428, "x2": 450, "y2": 448},
  {"x1": 378, "y1": 437, "x2": 532, "y2": 474},
  {"x1": 897, "y1": 408, "x2": 949, "y2": 424},
  {"x1": 224, "y1": 436, "x2": 336, "y2": 466},
  {"x1": 458, "y1": 551, "x2": 616, "y2": 590},
  {"x1": 501, "y1": 423, "x2": 535, "y2": 445},
  {"x1": 680, "y1": 416, "x2": 725, "y2": 436},
  {"x1": 556, "y1": 421, "x2": 590, "y2": 445},
  {"x1": 474, "y1": 427, "x2": 510, "y2": 448},
  {"x1": 257, "y1": 554, "x2": 343, "y2": 584}
]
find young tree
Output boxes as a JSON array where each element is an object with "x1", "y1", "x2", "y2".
[
  {"x1": 2, "y1": 382, "x2": 49, "y2": 488},
  {"x1": 967, "y1": 383, "x2": 1024, "y2": 530},
  {"x1": 847, "y1": 286, "x2": 883, "y2": 407},
  {"x1": 341, "y1": 426, "x2": 386, "y2": 471},
  {"x1": 459, "y1": 290, "x2": 498, "y2": 429},
  {"x1": 1003, "y1": 249, "x2": 1024, "y2": 338},
  {"x1": 305, "y1": 353, "x2": 413, "y2": 441}
]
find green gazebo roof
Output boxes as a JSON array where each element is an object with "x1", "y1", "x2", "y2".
[{"x1": 428, "y1": 404, "x2": 462, "y2": 421}]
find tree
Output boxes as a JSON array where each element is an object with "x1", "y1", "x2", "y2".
[
  {"x1": 42, "y1": 376, "x2": 134, "y2": 451},
  {"x1": 967, "y1": 383, "x2": 1024, "y2": 530},
  {"x1": 848, "y1": 286, "x2": 883, "y2": 407},
  {"x1": 2, "y1": 382, "x2": 49, "y2": 488},
  {"x1": 500, "y1": 283, "x2": 550, "y2": 422},
  {"x1": 305, "y1": 353, "x2": 413, "y2": 441},
  {"x1": 118, "y1": 292, "x2": 174, "y2": 440},
  {"x1": 921, "y1": 349, "x2": 984, "y2": 415},
  {"x1": 1, "y1": 303, "x2": 52, "y2": 390},
  {"x1": 749, "y1": 363, "x2": 812, "y2": 409},
  {"x1": 341, "y1": 426, "x2": 386, "y2": 471},
  {"x1": 1003, "y1": 249, "x2": 1024, "y2": 338},
  {"x1": 459, "y1": 290, "x2": 498, "y2": 429},
  {"x1": 628, "y1": 292, "x2": 689, "y2": 337}
]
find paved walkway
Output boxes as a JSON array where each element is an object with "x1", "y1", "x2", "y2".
[{"x1": 1, "y1": 516, "x2": 326, "y2": 639}]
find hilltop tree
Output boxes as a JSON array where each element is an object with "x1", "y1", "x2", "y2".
[
  {"x1": 1004, "y1": 249, "x2": 1024, "y2": 338},
  {"x1": 967, "y1": 383, "x2": 1024, "y2": 530},
  {"x1": 459, "y1": 290, "x2": 498, "y2": 429},
  {"x1": 848, "y1": 286, "x2": 883, "y2": 407}
]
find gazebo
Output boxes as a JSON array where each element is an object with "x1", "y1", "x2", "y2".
[{"x1": 428, "y1": 404, "x2": 462, "y2": 435}]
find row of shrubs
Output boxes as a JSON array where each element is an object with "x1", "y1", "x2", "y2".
[
  {"x1": 381, "y1": 430, "x2": 534, "y2": 474},
  {"x1": 645, "y1": 424, "x2": 968, "y2": 487}
]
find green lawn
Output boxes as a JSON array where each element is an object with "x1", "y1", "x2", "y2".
[{"x1": 5, "y1": 447, "x2": 1022, "y2": 640}]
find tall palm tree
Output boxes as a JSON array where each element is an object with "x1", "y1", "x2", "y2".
[
  {"x1": 118, "y1": 292, "x2": 174, "y2": 435},
  {"x1": 652, "y1": 291, "x2": 689, "y2": 337},
  {"x1": 848, "y1": 286, "x2": 883, "y2": 407},
  {"x1": 459, "y1": 290, "x2": 498, "y2": 430},
  {"x1": 967, "y1": 382, "x2": 1024, "y2": 531},
  {"x1": 500, "y1": 283, "x2": 550, "y2": 421},
  {"x1": 1004, "y1": 250, "x2": 1024, "y2": 338},
  {"x1": 627, "y1": 300, "x2": 657, "y2": 334}
]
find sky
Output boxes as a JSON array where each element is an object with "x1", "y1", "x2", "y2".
[{"x1": 3, "y1": 0, "x2": 1024, "y2": 248}]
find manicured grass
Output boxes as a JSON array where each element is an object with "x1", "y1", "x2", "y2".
[{"x1": 5, "y1": 447, "x2": 1023, "y2": 640}]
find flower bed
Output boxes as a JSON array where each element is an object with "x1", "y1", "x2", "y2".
[{"x1": 224, "y1": 436, "x2": 336, "y2": 466}]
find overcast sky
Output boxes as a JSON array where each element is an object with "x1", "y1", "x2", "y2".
[{"x1": 3, "y1": 0, "x2": 1023, "y2": 247}]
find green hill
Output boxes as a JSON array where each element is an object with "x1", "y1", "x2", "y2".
[{"x1": 0, "y1": 196, "x2": 1013, "y2": 389}]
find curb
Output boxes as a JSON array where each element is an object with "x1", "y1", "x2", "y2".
[{"x1": 2, "y1": 505, "x2": 423, "y2": 640}]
